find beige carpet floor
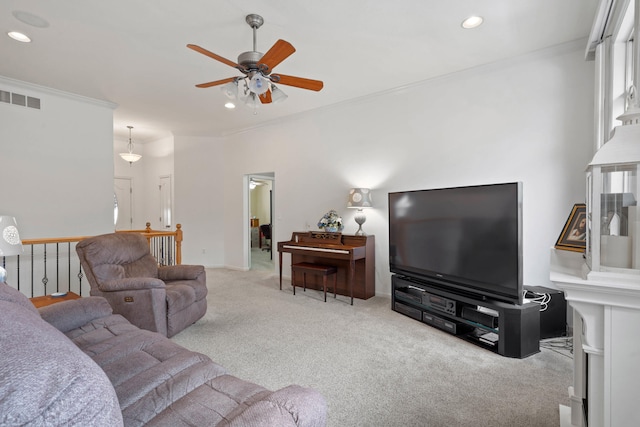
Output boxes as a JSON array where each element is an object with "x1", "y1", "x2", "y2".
[{"x1": 171, "y1": 268, "x2": 573, "y2": 427}]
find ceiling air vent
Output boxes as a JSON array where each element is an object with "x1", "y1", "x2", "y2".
[{"x1": 0, "y1": 89, "x2": 41, "y2": 109}]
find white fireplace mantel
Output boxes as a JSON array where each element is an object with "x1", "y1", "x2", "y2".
[{"x1": 550, "y1": 249, "x2": 640, "y2": 427}]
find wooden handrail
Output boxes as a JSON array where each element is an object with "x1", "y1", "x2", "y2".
[
  {"x1": 21, "y1": 223, "x2": 183, "y2": 265},
  {"x1": 116, "y1": 223, "x2": 182, "y2": 264},
  {"x1": 7, "y1": 223, "x2": 184, "y2": 299},
  {"x1": 21, "y1": 236, "x2": 90, "y2": 245}
]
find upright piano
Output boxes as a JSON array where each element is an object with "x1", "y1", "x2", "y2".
[{"x1": 278, "y1": 231, "x2": 375, "y2": 300}]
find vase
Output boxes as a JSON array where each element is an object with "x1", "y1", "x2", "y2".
[{"x1": 324, "y1": 226, "x2": 338, "y2": 232}]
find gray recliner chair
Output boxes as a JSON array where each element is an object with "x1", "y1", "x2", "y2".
[{"x1": 76, "y1": 233, "x2": 207, "y2": 337}]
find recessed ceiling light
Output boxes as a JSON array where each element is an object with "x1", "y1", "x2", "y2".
[
  {"x1": 8, "y1": 31, "x2": 31, "y2": 42},
  {"x1": 224, "y1": 102, "x2": 236, "y2": 109},
  {"x1": 461, "y1": 16, "x2": 484, "y2": 29}
]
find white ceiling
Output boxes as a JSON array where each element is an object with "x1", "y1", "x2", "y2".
[{"x1": 1, "y1": 0, "x2": 599, "y2": 142}]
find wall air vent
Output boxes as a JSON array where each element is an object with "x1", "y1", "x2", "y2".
[
  {"x1": 27, "y1": 96, "x2": 40, "y2": 109},
  {"x1": 0, "y1": 89, "x2": 41, "y2": 109},
  {"x1": 12, "y1": 93, "x2": 26, "y2": 106}
]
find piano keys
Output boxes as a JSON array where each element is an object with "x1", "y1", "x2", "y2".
[{"x1": 278, "y1": 231, "x2": 375, "y2": 300}]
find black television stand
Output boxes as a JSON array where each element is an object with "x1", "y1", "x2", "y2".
[{"x1": 391, "y1": 275, "x2": 540, "y2": 358}]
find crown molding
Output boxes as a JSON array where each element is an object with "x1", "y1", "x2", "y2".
[
  {"x1": 0, "y1": 75, "x2": 118, "y2": 109},
  {"x1": 221, "y1": 38, "x2": 589, "y2": 137}
]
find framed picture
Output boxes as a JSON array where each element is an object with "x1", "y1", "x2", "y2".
[{"x1": 555, "y1": 203, "x2": 587, "y2": 252}]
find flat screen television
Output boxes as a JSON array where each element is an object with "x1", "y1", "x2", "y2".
[{"x1": 388, "y1": 182, "x2": 523, "y2": 305}]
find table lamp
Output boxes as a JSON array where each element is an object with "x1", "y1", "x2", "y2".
[
  {"x1": 0, "y1": 216, "x2": 23, "y2": 282},
  {"x1": 347, "y1": 188, "x2": 373, "y2": 236}
]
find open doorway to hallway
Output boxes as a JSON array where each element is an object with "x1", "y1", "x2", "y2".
[{"x1": 247, "y1": 173, "x2": 274, "y2": 271}]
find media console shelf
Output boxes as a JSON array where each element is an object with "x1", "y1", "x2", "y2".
[{"x1": 392, "y1": 275, "x2": 540, "y2": 358}]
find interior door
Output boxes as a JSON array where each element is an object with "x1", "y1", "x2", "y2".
[
  {"x1": 159, "y1": 175, "x2": 172, "y2": 229},
  {"x1": 114, "y1": 177, "x2": 133, "y2": 230}
]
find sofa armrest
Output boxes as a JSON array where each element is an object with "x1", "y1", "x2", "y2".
[
  {"x1": 1, "y1": 299, "x2": 123, "y2": 426},
  {"x1": 39, "y1": 296, "x2": 113, "y2": 333},
  {"x1": 99, "y1": 277, "x2": 165, "y2": 292},
  {"x1": 158, "y1": 264, "x2": 205, "y2": 281},
  {"x1": 229, "y1": 385, "x2": 327, "y2": 427},
  {"x1": 98, "y1": 281, "x2": 168, "y2": 336}
]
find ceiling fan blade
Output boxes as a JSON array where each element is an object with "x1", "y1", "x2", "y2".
[
  {"x1": 187, "y1": 44, "x2": 242, "y2": 70},
  {"x1": 271, "y1": 74, "x2": 324, "y2": 91},
  {"x1": 259, "y1": 90, "x2": 273, "y2": 104},
  {"x1": 195, "y1": 77, "x2": 236, "y2": 88},
  {"x1": 258, "y1": 39, "x2": 296, "y2": 74}
]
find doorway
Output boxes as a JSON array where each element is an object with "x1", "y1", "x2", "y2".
[
  {"x1": 159, "y1": 175, "x2": 172, "y2": 229},
  {"x1": 114, "y1": 177, "x2": 133, "y2": 230},
  {"x1": 247, "y1": 173, "x2": 274, "y2": 271}
]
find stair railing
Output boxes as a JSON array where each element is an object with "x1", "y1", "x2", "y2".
[
  {"x1": 116, "y1": 223, "x2": 182, "y2": 266},
  {"x1": 2, "y1": 223, "x2": 183, "y2": 298}
]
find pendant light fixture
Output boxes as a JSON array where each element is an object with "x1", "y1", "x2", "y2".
[{"x1": 119, "y1": 125, "x2": 142, "y2": 165}]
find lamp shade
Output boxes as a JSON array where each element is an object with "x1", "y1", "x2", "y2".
[
  {"x1": 119, "y1": 152, "x2": 142, "y2": 163},
  {"x1": 221, "y1": 81, "x2": 239, "y2": 100},
  {"x1": 248, "y1": 73, "x2": 270, "y2": 95},
  {"x1": 0, "y1": 216, "x2": 23, "y2": 257},
  {"x1": 245, "y1": 93, "x2": 260, "y2": 109},
  {"x1": 271, "y1": 85, "x2": 288, "y2": 104},
  {"x1": 347, "y1": 188, "x2": 373, "y2": 208}
]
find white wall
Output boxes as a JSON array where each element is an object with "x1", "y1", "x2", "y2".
[
  {"x1": 174, "y1": 135, "x2": 225, "y2": 267},
  {"x1": 0, "y1": 77, "x2": 115, "y2": 239},
  {"x1": 114, "y1": 136, "x2": 146, "y2": 229},
  {"x1": 251, "y1": 182, "x2": 272, "y2": 226},
  {"x1": 1, "y1": 39, "x2": 596, "y2": 298},
  {"x1": 144, "y1": 135, "x2": 174, "y2": 230},
  {"x1": 114, "y1": 133, "x2": 174, "y2": 230},
  {"x1": 209, "y1": 41, "x2": 594, "y2": 296}
]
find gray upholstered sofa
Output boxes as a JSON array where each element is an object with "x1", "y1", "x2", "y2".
[{"x1": 0, "y1": 282, "x2": 327, "y2": 426}]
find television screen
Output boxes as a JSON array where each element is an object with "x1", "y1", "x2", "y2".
[{"x1": 388, "y1": 182, "x2": 523, "y2": 305}]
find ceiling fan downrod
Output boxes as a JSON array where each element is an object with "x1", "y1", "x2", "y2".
[{"x1": 245, "y1": 14, "x2": 264, "y2": 53}]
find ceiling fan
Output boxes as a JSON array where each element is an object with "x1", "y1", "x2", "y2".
[
  {"x1": 249, "y1": 178, "x2": 266, "y2": 189},
  {"x1": 187, "y1": 14, "x2": 323, "y2": 107}
]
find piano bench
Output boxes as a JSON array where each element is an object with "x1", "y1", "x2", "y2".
[{"x1": 291, "y1": 262, "x2": 339, "y2": 303}]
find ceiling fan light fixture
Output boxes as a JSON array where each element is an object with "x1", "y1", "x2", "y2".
[
  {"x1": 270, "y1": 85, "x2": 288, "y2": 104},
  {"x1": 461, "y1": 16, "x2": 483, "y2": 29},
  {"x1": 221, "y1": 81, "x2": 239, "y2": 99},
  {"x1": 249, "y1": 178, "x2": 265, "y2": 189},
  {"x1": 245, "y1": 93, "x2": 260, "y2": 109},
  {"x1": 248, "y1": 73, "x2": 270, "y2": 95}
]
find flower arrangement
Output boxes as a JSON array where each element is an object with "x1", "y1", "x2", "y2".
[{"x1": 317, "y1": 209, "x2": 343, "y2": 231}]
